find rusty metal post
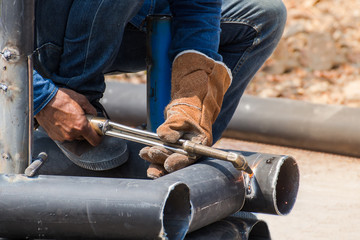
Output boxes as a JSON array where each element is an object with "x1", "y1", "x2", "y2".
[{"x1": 0, "y1": 0, "x2": 35, "y2": 173}]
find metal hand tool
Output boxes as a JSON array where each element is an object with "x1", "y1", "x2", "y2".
[{"x1": 87, "y1": 115, "x2": 253, "y2": 175}]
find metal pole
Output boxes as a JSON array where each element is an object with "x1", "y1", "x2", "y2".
[
  {"x1": 146, "y1": 15, "x2": 172, "y2": 132},
  {"x1": 0, "y1": 0, "x2": 34, "y2": 173}
]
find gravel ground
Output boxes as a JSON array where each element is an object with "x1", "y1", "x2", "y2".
[{"x1": 247, "y1": 0, "x2": 360, "y2": 108}]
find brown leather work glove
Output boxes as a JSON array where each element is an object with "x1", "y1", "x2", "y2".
[{"x1": 140, "y1": 51, "x2": 232, "y2": 179}]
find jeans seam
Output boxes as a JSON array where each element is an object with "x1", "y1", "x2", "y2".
[
  {"x1": 221, "y1": 17, "x2": 260, "y2": 33},
  {"x1": 33, "y1": 42, "x2": 62, "y2": 79},
  {"x1": 82, "y1": 0, "x2": 105, "y2": 78},
  {"x1": 138, "y1": 0, "x2": 155, "y2": 30},
  {"x1": 221, "y1": 17, "x2": 260, "y2": 76},
  {"x1": 33, "y1": 42, "x2": 62, "y2": 56}
]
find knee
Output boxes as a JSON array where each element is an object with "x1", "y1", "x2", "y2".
[
  {"x1": 243, "y1": 0, "x2": 287, "y2": 47},
  {"x1": 261, "y1": 0, "x2": 287, "y2": 41},
  {"x1": 222, "y1": 0, "x2": 287, "y2": 38},
  {"x1": 261, "y1": 0, "x2": 287, "y2": 37}
]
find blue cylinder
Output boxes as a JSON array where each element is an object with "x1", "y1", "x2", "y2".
[{"x1": 146, "y1": 15, "x2": 172, "y2": 132}]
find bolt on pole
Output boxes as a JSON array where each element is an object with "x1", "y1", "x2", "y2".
[{"x1": 0, "y1": 0, "x2": 35, "y2": 173}]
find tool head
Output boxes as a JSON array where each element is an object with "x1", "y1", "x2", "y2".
[
  {"x1": 228, "y1": 152, "x2": 253, "y2": 175},
  {"x1": 87, "y1": 115, "x2": 109, "y2": 135}
]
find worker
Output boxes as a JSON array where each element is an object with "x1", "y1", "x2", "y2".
[{"x1": 33, "y1": 0, "x2": 287, "y2": 178}]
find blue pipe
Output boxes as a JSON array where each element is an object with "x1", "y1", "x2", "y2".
[{"x1": 146, "y1": 15, "x2": 172, "y2": 132}]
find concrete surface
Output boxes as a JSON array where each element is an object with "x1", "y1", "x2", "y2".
[{"x1": 216, "y1": 138, "x2": 360, "y2": 240}]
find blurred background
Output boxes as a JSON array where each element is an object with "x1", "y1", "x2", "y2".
[{"x1": 247, "y1": 0, "x2": 360, "y2": 107}]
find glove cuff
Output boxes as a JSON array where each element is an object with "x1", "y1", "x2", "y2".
[{"x1": 173, "y1": 50, "x2": 232, "y2": 84}]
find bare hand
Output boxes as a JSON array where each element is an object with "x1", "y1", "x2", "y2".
[{"x1": 35, "y1": 88, "x2": 102, "y2": 146}]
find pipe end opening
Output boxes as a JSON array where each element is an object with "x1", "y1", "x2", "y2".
[
  {"x1": 248, "y1": 220, "x2": 271, "y2": 240},
  {"x1": 275, "y1": 157, "x2": 300, "y2": 215},
  {"x1": 163, "y1": 183, "x2": 191, "y2": 240}
]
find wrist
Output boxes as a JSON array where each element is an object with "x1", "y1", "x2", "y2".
[{"x1": 33, "y1": 70, "x2": 58, "y2": 115}]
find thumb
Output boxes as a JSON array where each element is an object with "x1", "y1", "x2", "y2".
[{"x1": 157, "y1": 123, "x2": 182, "y2": 143}]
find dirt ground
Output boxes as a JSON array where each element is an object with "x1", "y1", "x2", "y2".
[{"x1": 215, "y1": 138, "x2": 360, "y2": 240}]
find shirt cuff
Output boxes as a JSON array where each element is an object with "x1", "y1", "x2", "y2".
[{"x1": 33, "y1": 70, "x2": 58, "y2": 115}]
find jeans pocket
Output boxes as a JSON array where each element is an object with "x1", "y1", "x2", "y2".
[{"x1": 33, "y1": 42, "x2": 62, "y2": 79}]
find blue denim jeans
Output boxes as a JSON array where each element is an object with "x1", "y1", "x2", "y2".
[{"x1": 34, "y1": 0, "x2": 287, "y2": 142}]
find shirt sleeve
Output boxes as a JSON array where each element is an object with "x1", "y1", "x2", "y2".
[
  {"x1": 167, "y1": 0, "x2": 222, "y2": 61},
  {"x1": 33, "y1": 70, "x2": 58, "y2": 115}
]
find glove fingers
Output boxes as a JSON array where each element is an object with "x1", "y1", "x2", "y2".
[
  {"x1": 157, "y1": 122, "x2": 183, "y2": 143},
  {"x1": 139, "y1": 146, "x2": 152, "y2": 162},
  {"x1": 147, "y1": 163, "x2": 168, "y2": 179},
  {"x1": 158, "y1": 108, "x2": 209, "y2": 145},
  {"x1": 139, "y1": 146, "x2": 172, "y2": 164},
  {"x1": 164, "y1": 153, "x2": 196, "y2": 173}
]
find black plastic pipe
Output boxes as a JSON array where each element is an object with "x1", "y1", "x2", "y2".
[
  {"x1": 31, "y1": 131, "x2": 299, "y2": 233},
  {"x1": 0, "y1": 214, "x2": 272, "y2": 240},
  {"x1": 185, "y1": 214, "x2": 270, "y2": 240},
  {"x1": 101, "y1": 81, "x2": 147, "y2": 126},
  {"x1": 0, "y1": 174, "x2": 191, "y2": 240},
  {"x1": 0, "y1": 130, "x2": 299, "y2": 239},
  {"x1": 158, "y1": 158, "x2": 246, "y2": 232},
  {"x1": 224, "y1": 95, "x2": 360, "y2": 158},
  {"x1": 158, "y1": 151, "x2": 299, "y2": 232},
  {"x1": 102, "y1": 81, "x2": 360, "y2": 157},
  {"x1": 0, "y1": 0, "x2": 35, "y2": 173},
  {"x1": 241, "y1": 153, "x2": 299, "y2": 215}
]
